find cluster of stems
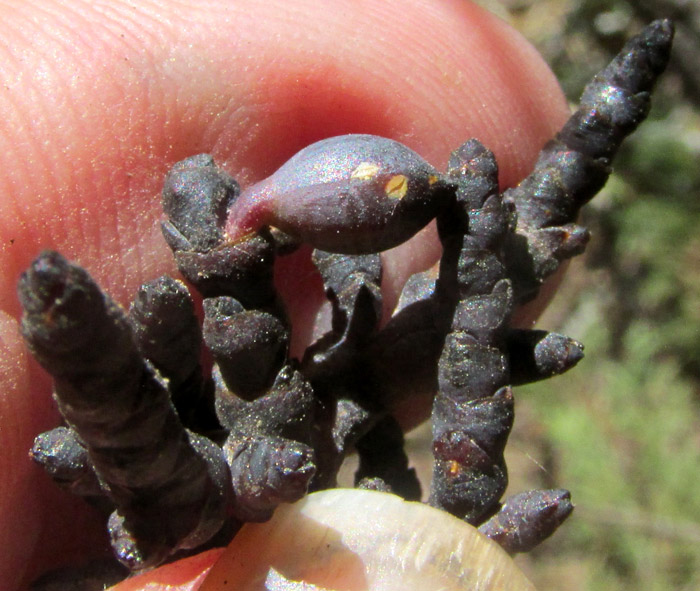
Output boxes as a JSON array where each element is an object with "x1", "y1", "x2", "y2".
[{"x1": 19, "y1": 20, "x2": 672, "y2": 573}]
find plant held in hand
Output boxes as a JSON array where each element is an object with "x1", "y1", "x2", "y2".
[{"x1": 19, "y1": 19, "x2": 673, "y2": 585}]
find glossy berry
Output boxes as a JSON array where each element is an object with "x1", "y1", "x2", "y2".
[{"x1": 225, "y1": 134, "x2": 455, "y2": 254}]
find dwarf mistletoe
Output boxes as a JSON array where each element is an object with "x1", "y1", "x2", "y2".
[{"x1": 20, "y1": 20, "x2": 673, "y2": 575}]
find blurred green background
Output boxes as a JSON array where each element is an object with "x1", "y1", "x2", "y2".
[{"x1": 408, "y1": 1, "x2": 700, "y2": 589}]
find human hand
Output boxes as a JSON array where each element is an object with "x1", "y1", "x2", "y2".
[{"x1": 0, "y1": 1, "x2": 568, "y2": 588}]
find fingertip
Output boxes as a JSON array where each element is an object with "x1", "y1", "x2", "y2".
[
  {"x1": 0, "y1": 0, "x2": 567, "y2": 320},
  {"x1": 0, "y1": 311, "x2": 38, "y2": 586}
]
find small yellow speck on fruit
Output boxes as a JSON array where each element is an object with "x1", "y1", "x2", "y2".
[
  {"x1": 448, "y1": 460, "x2": 461, "y2": 476},
  {"x1": 351, "y1": 162, "x2": 381, "y2": 180},
  {"x1": 428, "y1": 175, "x2": 438, "y2": 185},
  {"x1": 385, "y1": 174, "x2": 408, "y2": 199}
]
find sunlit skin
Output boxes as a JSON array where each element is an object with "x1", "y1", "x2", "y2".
[{"x1": 0, "y1": 1, "x2": 569, "y2": 589}]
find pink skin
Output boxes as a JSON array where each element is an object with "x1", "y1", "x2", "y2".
[{"x1": 0, "y1": 1, "x2": 569, "y2": 589}]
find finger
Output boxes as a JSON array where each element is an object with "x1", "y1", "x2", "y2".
[
  {"x1": 0, "y1": 0, "x2": 568, "y2": 587},
  {"x1": 0, "y1": 0, "x2": 568, "y2": 317},
  {"x1": 0, "y1": 311, "x2": 37, "y2": 586}
]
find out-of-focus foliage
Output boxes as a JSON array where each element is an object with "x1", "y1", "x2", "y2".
[{"x1": 472, "y1": 1, "x2": 700, "y2": 590}]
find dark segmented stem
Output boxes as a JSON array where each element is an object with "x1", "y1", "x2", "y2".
[
  {"x1": 504, "y1": 19, "x2": 674, "y2": 302},
  {"x1": 478, "y1": 489, "x2": 574, "y2": 554},
  {"x1": 203, "y1": 296, "x2": 289, "y2": 401},
  {"x1": 128, "y1": 276, "x2": 215, "y2": 431},
  {"x1": 431, "y1": 387, "x2": 514, "y2": 523},
  {"x1": 224, "y1": 435, "x2": 316, "y2": 522},
  {"x1": 129, "y1": 276, "x2": 201, "y2": 390},
  {"x1": 214, "y1": 365, "x2": 315, "y2": 442},
  {"x1": 429, "y1": 140, "x2": 514, "y2": 523},
  {"x1": 161, "y1": 154, "x2": 237, "y2": 252},
  {"x1": 430, "y1": 141, "x2": 583, "y2": 530},
  {"x1": 161, "y1": 154, "x2": 280, "y2": 310},
  {"x1": 213, "y1": 359, "x2": 318, "y2": 519},
  {"x1": 29, "y1": 426, "x2": 103, "y2": 500},
  {"x1": 507, "y1": 329, "x2": 584, "y2": 386},
  {"x1": 18, "y1": 251, "x2": 230, "y2": 570}
]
